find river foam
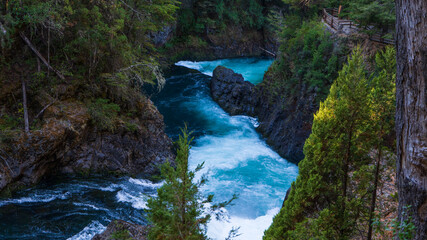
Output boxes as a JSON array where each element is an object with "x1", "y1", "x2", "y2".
[
  {"x1": 176, "y1": 57, "x2": 274, "y2": 84},
  {"x1": 164, "y1": 59, "x2": 299, "y2": 239},
  {"x1": 0, "y1": 58, "x2": 296, "y2": 240}
]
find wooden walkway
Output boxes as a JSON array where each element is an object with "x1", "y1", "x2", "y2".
[{"x1": 322, "y1": 8, "x2": 395, "y2": 45}]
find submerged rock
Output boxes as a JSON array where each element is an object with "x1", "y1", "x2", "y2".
[{"x1": 92, "y1": 220, "x2": 148, "y2": 240}]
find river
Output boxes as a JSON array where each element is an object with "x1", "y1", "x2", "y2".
[{"x1": 0, "y1": 58, "x2": 298, "y2": 240}]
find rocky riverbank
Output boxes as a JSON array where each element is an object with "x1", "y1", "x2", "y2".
[
  {"x1": 0, "y1": 96, "x2": 173, "y2": 196},
  {"x1": 210, "y1": 66, "x2": 317, "y2": 164}
]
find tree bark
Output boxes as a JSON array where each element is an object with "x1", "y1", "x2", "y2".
[{"x1": 395, "y1": 1, "x2": 427, "y2": 239}]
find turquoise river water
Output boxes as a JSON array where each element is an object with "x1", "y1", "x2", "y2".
[{"x1": 0, "y1": 58, "x2": 298, "y2": 240}]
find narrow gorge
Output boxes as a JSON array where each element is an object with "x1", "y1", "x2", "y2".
[{"x1": 1, "y1": 0, "x2": 425, "y2": 239}]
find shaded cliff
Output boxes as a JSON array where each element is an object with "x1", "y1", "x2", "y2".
[
  {"x1": 0, "y1": 81, "x2": 173, "y2": 196},
  {"x1": 210, "y1": 21, "x2": 353, "y2": 163},
  {"x1": 160, "y1": 0, "x2": 287, "y2": 61},
  {"x1": 255, "y1": 73, "x2": 319, "y2": 163},
  {"x1": 210, "y1": 66, "x2": 314, "y2": 163}
]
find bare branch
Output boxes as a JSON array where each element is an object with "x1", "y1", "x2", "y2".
[
  {"x1": 19, "y1": 32, "x2": 65, "y2": 80},
  {"x1": 34, "y1": 99, "x2": 57, "y2": 120}
]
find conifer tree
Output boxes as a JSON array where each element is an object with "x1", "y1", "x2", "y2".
[
  {"x1": 147, "y1": 126, "x2": 236, "y2": 240},
  {"x1": 366, "y1": 47, "x2": 396, "y2": 240},
  {"x1": 264, "y1": 48, "x2": 371, "y2": 239}
]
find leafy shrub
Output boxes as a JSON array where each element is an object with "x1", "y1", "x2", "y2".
[{"x1": 390, "y1": 206, "x2": 416, "y2": 240}]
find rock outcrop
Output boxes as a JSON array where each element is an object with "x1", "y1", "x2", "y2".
[
  {"x1": 210, "y1": 66, "x2": 316, "y2": 164},
  {"x1": 255, "y1": 75, "x2": 318, "y2": 163},
  {"x1": 166, "y1": 0, "x2": 285, "y2": 62},
  {"x1": 92, "y1": 220, "x2": 148, "y2": 240},
  {"x1": 210, "y1": 66, "x2": 256, "y2": 116},
  {"x1": 0, "y1": 98, "x2": 173, "y2": 195}
]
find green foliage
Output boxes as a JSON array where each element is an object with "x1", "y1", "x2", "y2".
[
  {"x1": 124, "y1": 122, "x2": 138, "y2": 133},
  {"x1": 281, "y1": 0, "x2": 395, "y2": 34},
  {"x1": 176, "y1": 0, "x2": 265, "y2": 36},
  {"x1": 0, "y1": 0, "x2": 59, "y2": 48},
  {"x1": 88, "y1": 98, "x2": 120, "y2": 131},
  {"x1": 264, "y1": 47, "x2": 397, "y2": 239},
  {"x1": 366, "y1": 46, "x2": 396, "y2": 149},
  {"x1": 389, "y1": 206, "x2": 416, "y2": 240},
  {"x1": 347, "y1": 0, "x2": 395, "y2": 33},
  {"x1": 1, "y1": 0, "x2": 179, "y2": 85},
  {"x1": 373, "y1": 205, "x2": 416, "y2": 240},
  {"x1": 177, "y1": 9, "x2": 196, "y2": 35},
  {"x1": 1, "y1": 0, "x2": 179, "y2": 134},
  {"x1": 147, "y1": 127, "x2": 236, "y2": 240},
  {"x1": 259, "y1": 19, "x2": 343, "y2": 103},
  {"x1": 0, "y1": 114, "x2": 21, "y2": 131}
]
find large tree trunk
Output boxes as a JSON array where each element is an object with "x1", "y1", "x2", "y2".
[{"x1": 395, "y1": 1, "x2": 427, "y2": 239}]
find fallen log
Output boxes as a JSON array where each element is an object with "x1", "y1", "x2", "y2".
[{"x1": 260, "y1": 47, "x2": 276, "y2": 57}]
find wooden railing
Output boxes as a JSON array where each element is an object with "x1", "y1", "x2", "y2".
[
  {"x1": 322, "y1": 8, "x2": 395, "y2": 45},
  {"x1": 369, "y1": 33, "x2": 395, "y2": 45},
  {"x1": 322, "y1": 8, "x2": 358, "y2": 32}
]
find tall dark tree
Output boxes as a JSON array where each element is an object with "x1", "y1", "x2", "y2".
[
  {"x1": 395, "y1": 0, "x2": 427, "y2": 239},
  {"x1": 366, "y1": 47, "x2": 396, "y2": 240}
]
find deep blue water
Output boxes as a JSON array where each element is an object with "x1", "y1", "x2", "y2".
[{"x1": 0, "y1": 58, "x2": 298, "y2": 240}]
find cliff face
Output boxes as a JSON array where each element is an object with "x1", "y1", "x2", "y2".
[
  {"x1": 210, "y1": 66, "x2": 317, "y2": 164},
  {"x1": 162, "y1": 0, "x2": 285, "y2": 61},
  {"x1": 0, "y1": 98, "x2": 173, "y2": 195},
  {"x1": 255, "y1": 74, "x2": 318, "y2": 163}
]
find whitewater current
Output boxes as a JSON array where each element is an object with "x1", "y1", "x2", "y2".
[{"x1": 0, "y1": 58, "x2": 298, "y2": 240}]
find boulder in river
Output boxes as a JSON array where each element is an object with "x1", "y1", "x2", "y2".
[{"x1": 210, "y1": 66, "x2": 257, "y2": 116}]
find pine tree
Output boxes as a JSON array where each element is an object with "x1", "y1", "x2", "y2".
[
  {"x1": 264, "y1": 48, "x2": 371, "y2": 239},
  {"x1": 147, "y1": 126, "x2": 236, "y2": 240},
  {"x1": 366, "y1": 46, "x2": 396, "y2": 240}
]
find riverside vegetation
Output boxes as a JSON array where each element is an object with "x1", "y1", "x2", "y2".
[
  {"x1": 264, "y1": 47, "x2": 399, "y2": 239},
  {"x1": 1, "y1": 0, "x2": 426, "y2": 239},
  {"x1": 0, "y1": 0, "x2": 179, "y2": 194}
]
